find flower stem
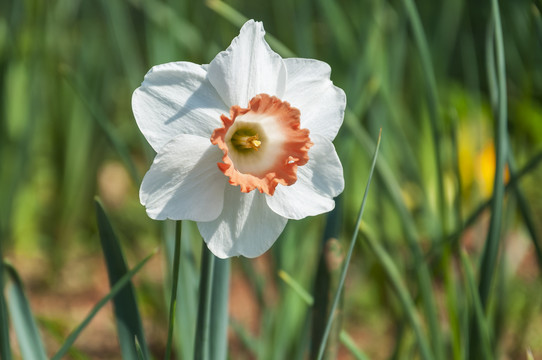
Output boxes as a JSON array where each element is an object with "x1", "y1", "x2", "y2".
[
  {"x1": 194, "y1": 243, "x2": 216, "y2": 360},
  {"x1": 164, "y1": 221, "x2": 182, "y2": 360},
  {"x1": 210, "y1": 258, "x2": 231, "y2": 360}
]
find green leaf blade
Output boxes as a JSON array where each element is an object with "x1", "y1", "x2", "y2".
[
  {"x1": 316, "y1": 129, "x2": 382, "y2": 360},
  {"x1": 51, "y1": 248, "x2": 156, "y2": 360},
  {"x1": 95, "y1": 199, "x2": 151, "y2": 360},
  {"x1": 4, "y1": 262, "x2": 48, "y2": 360}
]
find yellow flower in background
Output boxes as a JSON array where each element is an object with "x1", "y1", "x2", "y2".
[
  {"x1": 458, "y1": 124, "x2": 509, "y2": 199},
  {"x1": 132, "y1": 20, "x2": 345, "y2": 258},
  {"x1": 476, "y1": 142, "x2": 509, "y2": 198}
]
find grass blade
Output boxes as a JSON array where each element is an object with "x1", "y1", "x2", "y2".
[
  {"x1": 135, "y1": 336, "x2": 148, "y2": 360},
  {"x1": 460, "y1": 250, "x2": 493, "y2": 359},
  {"x1": 478, "y1": 0, "x2": 508, "y2": 309},
  {"x1": 51, "y1": 248, "x2": 157, "y2": 360},
  {"x1": 4, "y1": 261, "x2": 47, "y2": 360},
  {"x1": 0, "y1": 239, "x2": 11, "y2": 360},
  {"x1": 400, "y1": 2, "x2": 446, "y2": 356},
  {"x1": 164, "y1": 221, "x2": 182, "y2": 360},
  {"x1": 279, "y1": 270, "x2": 314, "y2": 305},
  {"x1": 278, "y1": 270, "x2": 369, "y2": 360},
  {"x1": 316, "y1": 129, "x2": 382, "y2": 360},
  {"x1": 362, "y1": 226, "x2": 433, "y2": 360},
  {"x1": 62, "y1": 71, "x2": 140, "y2": 184},
  {"x1": 427, "y1": 149, "x2": 542, "y2": 262},
  {"x1": 401, "y1": 0, "x2": 446, "y2": 240},
  {"x1": 210, "y1": 258, "x2": 231, "y2": 360},
  {"x1": 205, "y1": 0, "x2": 296, "y2": 58},
  {"x1": 95, "y1": 199, "x2": 150, "y2": 360},
  {"x1": 339, "y1": 332, "x2": 369, "y2": 360},
  {"x1": 485, "y1": 9, "x2": 542, "y2": 274},
  {"x1": 194, "y1": 242, "x2": 216, "y2": 360},
  {"x1": 310, "y1": 200, "x2": 343, "y2": 359},
  {"x1": 344, "y1": 109, "x2": 443, "y2": 359},
  {"x1": 506, "y1": 154, "x2": 542, "y2": 270}
]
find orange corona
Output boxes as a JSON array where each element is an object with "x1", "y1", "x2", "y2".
[{"x1": 211, "y1": 94, "x2": 313, "y2": 195}]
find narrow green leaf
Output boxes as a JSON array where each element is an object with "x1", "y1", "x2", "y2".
[
  {"x1": 478, "y1": 0, "x2": 508, "y2": 309},
  {"x1": 507, "y1": 154, "x2": 542, "y2": 271},
  {"x1": 164, "y1": 220, "x2": 199, "y2": 360},
  {"x1": 339, "y1": 332, "x2": 369, "y2": 360},
  {"x1": 61, "y1": 71, "x2": 140, "y2": 184},
  {"x1": 310, "y1": 199, "x2": 343, "y2": 359},
  {"x1": 362, "y1": 226, "x2": 434, "y2": 360},
  {"x1": 51, "y1": 248, "x2": 157, "y2": 360},
  {"x1": 279, "y1": 270, "x2": 369, "y2": 360},
  {"x1": 210, "y1": 258, "x2": 230, "y2": 360},
  {"x1": 460, "y1": 251, "x2": 493, "y2": 359},
  {"x1": 205, "y1": 0, "x2": 296, "y2": 58},
  {"x1": 316, "y1": 129, "x2": 382, "y2": 360},
  {"x1": 135, "y1": 336, "x2": 147, "y2": 360},
  {"x1": 400, "y1": 1, "x2": 445, "y2": 357},
  {"x1": 98, "y1": 0, "x2": 144, "y2": 90},
  {"x1": 164, "y1": 221, "x2": 182, "y2": 360},
  {"x1": 95, "y1": 199, "x2": 150, "y2": 360},
  {"x1": 229, "y1": 318, "x2": 259, "y2": 355},
  {"x1": 4, "y1": 261, "x2": 47, "y2": 360},
  {"x1": 401, "y1": 0, "x2": 446, "y2": 239},
  {"x1": 0, "y1": 240, "x2": 12, "y2": 360},
  {"x1": 315, "y1": 0, "x2": 357, "y2": 59},
  {"x1": 194, "y1": 243, "x2": 216, "y2": 360},
  {"x1": 278, "y1": 270, "x2": 314, "y2": 305},
  {"x1": 428, "y1": 149, "x2": 542, "y2": 262},
  {"x1": 344, "y1": 109, "x2": 443, "y2": 360},
  {"x1": 442, "y1": 250, "x2": 462, "y2": 360},
  {"x1": 486, "y1": 16, "x2": 542, "y2": 274}
]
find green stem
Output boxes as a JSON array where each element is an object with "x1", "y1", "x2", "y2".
[
  {"x1": 164, "y1": 221, "x2": 182, "y2": 360},
  {"x1": 210, "y1": 258, "x2": 231, "y2": 360},
  {"x1": 478, "y1": 0, "x2": 508, "y2": 309},
  {"x1": 194, "y1": 243, "x2": 216, "y2": 360}
]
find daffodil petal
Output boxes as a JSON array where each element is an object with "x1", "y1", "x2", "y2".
[
  {"x1": 207, "y1": 20, "x2": 287, "y2": 107},
  {"x1": 265, "y1": 134, "x2": 344, "y2": 220},
  {"x1": 282, "y1": 58, "x2": 346, "y2": 141},
  {"x1": 140, "y1": 134, "x2": 227, "y2": 221},
  {"x1": 197, "y1": 187, "x2": 288, "y2": 258},
  {"x1": 132, "y1": 61, "x2": 228, "y2": 152}
]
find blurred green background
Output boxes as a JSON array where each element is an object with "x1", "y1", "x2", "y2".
[{"x1": 1, "y1": 0, "x2": 542, "y2": 358}]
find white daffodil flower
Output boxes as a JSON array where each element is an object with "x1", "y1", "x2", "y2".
[{"x1": 133, "y1": 20, "x2": 345, "y2": 258}]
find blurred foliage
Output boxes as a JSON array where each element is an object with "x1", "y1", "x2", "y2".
[{"x1": 1, "y1": 0, "x2": 542, "y2": 358}]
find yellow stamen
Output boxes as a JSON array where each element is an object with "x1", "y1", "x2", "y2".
[
  {"x1": 231, "y1": 131, "x2": 261, "y2": 151},
  {"x1": 251, "y1": 138, "x2": 262, "y2": 149}
]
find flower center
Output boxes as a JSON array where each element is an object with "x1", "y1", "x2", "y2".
[
  {"x1": 231, "y1": 128, "x2": 262, "y2": 151},
  {"x1": 210, "y1": 94, "x2": 313, "y2": 195}
]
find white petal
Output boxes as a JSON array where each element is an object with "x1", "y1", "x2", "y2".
[
  {"x1": 207, "y1": 20, "x2": 287, "y2": 107},
  {"x1": 282, "y1": 58, "x2": 346, "y2": 141},
  {"x1": 197, "y1": 186, "x2": 288, "y2": 258},
  {"x1": 140, "y1": 134, "x2": 227, "y2": 221},
  {"x1": 132, "y1": 61, "x2": 229, "y2": 152},
  {"x1": 266, "y1": 134, "x2": 344, "y2": 220}
]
